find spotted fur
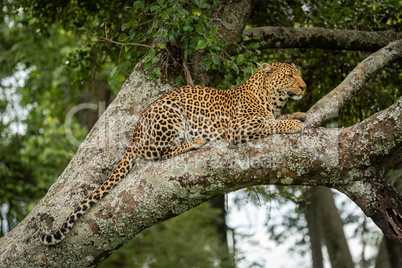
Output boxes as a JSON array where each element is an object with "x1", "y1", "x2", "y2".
[{"x1": 40, "y1": 62, "x2": 307, "y2": 245}]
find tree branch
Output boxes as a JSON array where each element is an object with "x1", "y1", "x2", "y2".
[
  {"x1": 243, "y1": 27, "x2": 402, "y2": 52},
  {"x1": 305, "y1": 38, "x2": 402, "y2": 128},
  {"x1": 336, "y1": 97, "x2": 402, "y2": 246}
]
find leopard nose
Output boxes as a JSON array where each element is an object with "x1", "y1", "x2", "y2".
[{"x1": 299, "y1": 86, "x2": 306, "y2": 91}]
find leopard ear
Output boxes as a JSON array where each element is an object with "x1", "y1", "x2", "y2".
[{"x1": 261, "y1": 63, "x2": 276, "y2": 74}]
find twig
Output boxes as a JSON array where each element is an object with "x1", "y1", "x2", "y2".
[
  {"x1": 165, "y1": 47, "x2": 182, "y2": 67},
  {"x1": 118, "y1": 46, "x2": 123, "y2": 69},
  {"x1": 182, "y1": 61, "x2": 194, "y2": 86},
  {"x1": 85, "y1": 27, "x2": 153, "y2": 49},
  {"x1": 252, "y1": 187, "x2": 262, "y2": 207},
  {"x1": 165, "y1": 47, "x2": 195, "y2": 86}
]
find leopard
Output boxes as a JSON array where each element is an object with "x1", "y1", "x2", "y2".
[{"x1": 40, "y1": 62, "x2": 307, "y2": 245}]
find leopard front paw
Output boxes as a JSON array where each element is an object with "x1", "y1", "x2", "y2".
[
  {"x1": 278, "y1": 119, "x2": 304, "y2": 134},
  {"x1": 288, "y1": 120, "x2": 304, "y2": 133},
  {"x1": 291, "y1": 112, "x2": 307, "y2": 122}
]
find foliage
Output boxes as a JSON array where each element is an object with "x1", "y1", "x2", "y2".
[
  {"x1": 0, "y1": 1, "x2": 117, "y2": 233},
  {"x1": 106, "y1": 0, "x2": 262, "y2": 87}
]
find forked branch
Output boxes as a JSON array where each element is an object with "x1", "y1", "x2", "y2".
[{"x1": 305, "y1": 39, "x2": 402, "y2": 128}]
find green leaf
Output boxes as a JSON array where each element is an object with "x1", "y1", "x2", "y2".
[
  {"x1": 157, "y1": 0, "x2": 166, "y2": 7},
  {"x1": 167, "y1": 7, "x2": 176, "y2": 17},
  {"x1": 183, "y1": 23, "x2": 193, "y2": 32},
  {"x1": 200, "y1": 3, "x2": 210, "y2": 8},
  {"x1": 108, "y1": 67, "x2": 119, "y2": 86},
  {"x1": 151, "y1": 20, "x2": 159, "y2": 30},
  {"x1": 209, "y1": 27, "x2": 218, "y2": 36},
  {"x1": 244, "y1": 50, "x2": 252, "y2": 58},
  {"x1": 157, "y1": 43, "x2": 166, "y2": 50},
  {"x1": 160, "y1": 10, "x2": 170, "y2": 19},
  {"x1": 210, "y1": 44, "x2": 222, "y2": 51},
  {"x1": 149, "y1": 4, "x2": 160, "y2": 12},
  {"x1": 212, "y1": 56, "x2": 221, "y2": 65},
  {"x1": 149, "y1": 48, "x2": 156, "y2": 58},
  {"x1": 129, "y1": 29, "x2": 136, "y2": 37},
  {"x1": 176, "y1": 75, "x2": 185, "y2": 87},
  {"x1": 149, "y1": 67, "x2": 161, "y2": 79},
  {"x1": 145, "y1": 61, "x2": 152, "y2": 70},
  {"x1": 195, "y1": 24, "x2": 204, "y2": 35},
  {"x1": 118, "y1": 33, "x2": 127, "y2": 42},
  {"x1": 193, "y1": 9, "x2": 202, "y2": 16},
  {"x1": 193, "y1": 0, "x2": 210, "y2": 8},
  {"x1": 121, "y1": 23, "x2": 128, "y2": 31},
  {"x1": 170, "y1": 20, "x2": 180, "y2": 27},
  {"x1": 236, "y1": 54, "x2": 245, "y2": 64},
  {"x1": 196, "y1": 39, "x2": 207, "y2": 50},
  {"x1": 167, "y1": 28, "x2": 175, "y2": 40},
  {"x1": 248, "y1": 42, "x2": 260, "y2": 50},
  {"x1": 229, "y1": 61, "x2": 239, "y2": 73},
  {"x1": 192, "y1": 0, "x2": 201, "y2": 7},
  {"x1": 118, "y1": 74, "x2": 125, "y2": 82},
  {"x1": 203, "y1": 55, "x2": 212, "y2": 67},
  {"x1": 133, "y1": 1, "x2": 144, "y2": 10}
]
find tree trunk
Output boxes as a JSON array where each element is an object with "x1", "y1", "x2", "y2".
[
  {"x1": 305, "y1": 187, "x2": 324, "y2": 268},
  {"x1": 305, "y1": 187, "x2": 355, "y2": 268},
  {"x1": 209, "y1": 195, "x2": 234, "y2": 267},
  {"x1": 317, "y1": 187, "x2": 354, "y2": 268}
]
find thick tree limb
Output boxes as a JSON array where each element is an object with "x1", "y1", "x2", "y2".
[
  {"x1": 305, "y1": 38, "x2": 402, "y2": 128},
  {"x1": 243, "y1": 27, "x2": 402, "y2": 52}
]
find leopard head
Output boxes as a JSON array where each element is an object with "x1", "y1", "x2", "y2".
[{"x1": 261, "y1": 62, "x2": 306, "y2": 100}]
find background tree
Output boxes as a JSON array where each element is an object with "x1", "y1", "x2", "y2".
[{"x1": 0, "y1": 0, "x2": 401, "y2": 267}]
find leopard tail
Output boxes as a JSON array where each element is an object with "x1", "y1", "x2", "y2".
[{"x1": 40, "y1": 147, "x2": 137, "y2": 245}]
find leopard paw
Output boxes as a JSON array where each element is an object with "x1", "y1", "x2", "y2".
[
  {"x1": 278, "y1": 119, "x2": 304, "y2": 134},
  {"x1": 291, "y1": 112, "x2": 307, "y2": 122},
  {"x1": 191, "y1": 137, "x2": 207, "y2": 149}
]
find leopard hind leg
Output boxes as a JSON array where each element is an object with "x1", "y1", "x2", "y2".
[{"x1": 160, "y1": 137, "x2": 207, "y2": 160}]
